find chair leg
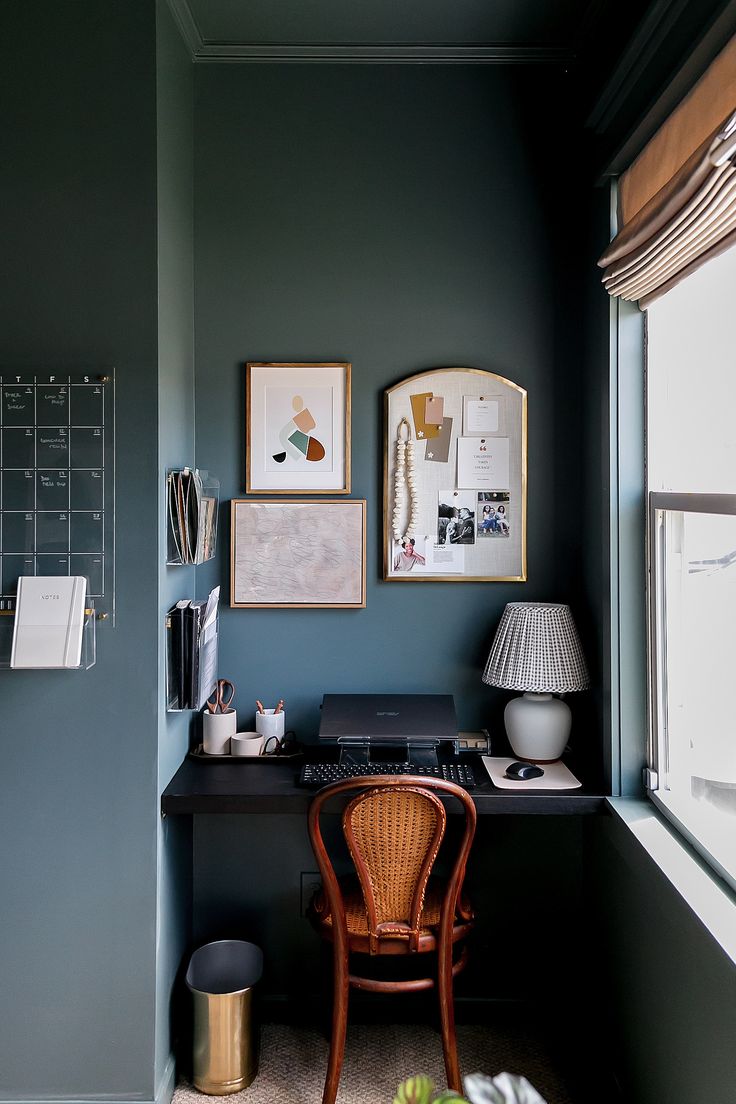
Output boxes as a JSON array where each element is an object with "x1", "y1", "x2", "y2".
[
  {"x1": 323, "y1": 943, "x2": 350, "y2": 1104},
  {"x1": 437, "y1": 940, "x2": 461, "y2": 1092}
]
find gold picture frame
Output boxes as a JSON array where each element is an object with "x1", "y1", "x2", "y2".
[
  {"x1": 245, "y1": 362, "x2": 351, "y2": 494},
  {"x1": 231, "y1": 498, "x2": 366, "y2": 609}
]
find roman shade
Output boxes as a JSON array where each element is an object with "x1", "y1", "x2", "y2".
[{"x1": 599, "y1": 36, "x2": 736, "y2": 308}]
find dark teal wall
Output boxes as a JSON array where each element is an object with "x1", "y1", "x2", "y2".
[
  {"x1": 0, "y1": 3, "x2": 160, "y2": 1098},
  {"x1": 589, "y1": 814, "x2": 736, "y2": 1104},
  {"x1": 156, "y1": 0, "x2": 195, "y2": 1092},
  {"x1": 193, "y1": 63, "x2": 588, "y2": 741},
  {"x1": 582, "y1": 186, "x2": 614, "y2": 790},
  {"x1": 193, "y1": 812, "x2": 586, "y2": 1013},
  {"x1": 190, "y1": 63, "x2": 591, "y2": 1003}
]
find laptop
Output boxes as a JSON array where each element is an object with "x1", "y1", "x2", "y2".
[{"x1": 318, "y1": 693, "x2": 458, "y2": 744}]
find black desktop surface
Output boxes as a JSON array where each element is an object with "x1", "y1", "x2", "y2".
[
  {"x1": 161, "y1": 748, "x2": 607, "y2": 816},
  {"x1": 318, "y1": 693, "x2": 458, "y2": 742}
]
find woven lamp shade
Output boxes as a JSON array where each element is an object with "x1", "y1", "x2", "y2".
[{"x1": 482, "y1": 602, "x2": 589, "y2": 694}]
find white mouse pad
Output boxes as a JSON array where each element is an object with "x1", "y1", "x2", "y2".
[{"x1": 482, "y1": 756, "x2": 582, "y2": 790}]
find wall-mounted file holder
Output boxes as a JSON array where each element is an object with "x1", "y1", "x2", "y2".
[
  {"x1": 166, "y1": 468, "x2": 219, "y2": 565},
  {"x1": 165, "y1": 586, "x2": 219, "y2": 711},
  {"x1": 0, "y1": 606, "x2": 96, "y2": 669}
]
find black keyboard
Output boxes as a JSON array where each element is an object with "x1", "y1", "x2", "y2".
[{"x1": 298, "y1": 761, "x2": 477, "y2": 788}]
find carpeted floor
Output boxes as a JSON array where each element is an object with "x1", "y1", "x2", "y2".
[{"x1": 173, "y1": 1022, "x2": 576, "y2": 1104}]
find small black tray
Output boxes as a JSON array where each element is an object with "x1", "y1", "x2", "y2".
[{"x1": 188, "y1": 743, "x2": 305, "y2": 764}]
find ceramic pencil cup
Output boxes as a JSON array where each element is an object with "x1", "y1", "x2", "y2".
[
  {"x1": 230, "y1": 732, "x2": 264, "y2": 757},
  {"x1": 202, "y1": 709, "x2": 237, "y2": 755},
  {"x1": 255, "y1": 709, "x2": 285, "y2": 740}
]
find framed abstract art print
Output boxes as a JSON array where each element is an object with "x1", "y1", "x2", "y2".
[{"x1": 245, "y1": 362, "x2": 351, "y2": 493}]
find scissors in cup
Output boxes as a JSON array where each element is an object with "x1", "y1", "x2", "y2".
[{"x1": 207, "y1": 679, "x2": 236, "y2": 714}]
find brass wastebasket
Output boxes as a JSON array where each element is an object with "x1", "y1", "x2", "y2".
[{"x1": 186, "y1": 940, "x2": 264, "y2": 1095}]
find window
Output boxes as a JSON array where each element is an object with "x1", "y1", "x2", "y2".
[{"x1": 647, "y1": 245, "x2": 736, "y2": 888}]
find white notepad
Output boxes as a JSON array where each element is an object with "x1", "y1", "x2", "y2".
[{"x1": 11, "y1": 576, "x2": 87, "y2": 669}]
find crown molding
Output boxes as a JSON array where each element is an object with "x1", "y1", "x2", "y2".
[
  {"x1": 166, "y1": 0, "x2": 574, "y2": 65},
  {"x1": 190, "y1": 43, "x2": 575, "y2": 64},
  {"x1": 167, "y1": 0, "x2": 204, "y2": 56}
]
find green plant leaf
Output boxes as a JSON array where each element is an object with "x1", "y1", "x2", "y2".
[{"x1": 394, "y1": 1075, "x2": 435, "y2": 1104}]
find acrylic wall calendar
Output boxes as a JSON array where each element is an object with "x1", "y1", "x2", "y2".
[
  {"x1": 384, "y1": 367, "x2": 527, "y2": 582},
  {"x1": 0, "y1": 371, "x2": 115, "y2": 619}
]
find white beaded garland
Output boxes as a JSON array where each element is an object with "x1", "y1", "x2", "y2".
[{"x1": 392, "y1": 418, "x2": 419, "y2": 545}]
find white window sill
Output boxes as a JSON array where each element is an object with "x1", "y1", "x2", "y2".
[{"x1": 606, "y1": 797, "x2": 736, "y2": 967}]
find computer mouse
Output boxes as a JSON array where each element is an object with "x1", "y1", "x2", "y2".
[{"x1": 505, "y1": 761, "x2": 544, "y2": 781}]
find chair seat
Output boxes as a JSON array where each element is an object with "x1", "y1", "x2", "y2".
[{"x1": 312, "y1": 878, "x2": 473, "y2": 954}]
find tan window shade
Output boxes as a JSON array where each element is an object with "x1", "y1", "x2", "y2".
[
  {"x1": 599, "y1": 35, "x2": 736, "y2": 307},
  {"x1": 620, "y1": 35, "x2": 736, "y2": 224}
]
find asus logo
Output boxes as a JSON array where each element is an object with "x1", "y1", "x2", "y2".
[{"x1": 376, "y1": 711, "x2": 399, "y2": 716}]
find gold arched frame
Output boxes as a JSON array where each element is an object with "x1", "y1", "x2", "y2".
[{"x1": 383, "y1": 367, "x2": 527, "y2": 582}]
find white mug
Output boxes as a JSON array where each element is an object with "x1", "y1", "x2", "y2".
[
  {"x1": 202, "y1": 709, "x2": 237, "y2": 755},
  {"x1": 230, "y1": 731, "x2": 264, "y2": 757},
  {"x1": 255, "y1": 709, "x2": 285, "y2": 740}
]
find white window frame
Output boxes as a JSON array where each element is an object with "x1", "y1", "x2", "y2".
[{"x1": 647, "y1": 491, "x2": 736, "y2": 892}]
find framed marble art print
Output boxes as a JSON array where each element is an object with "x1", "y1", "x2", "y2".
[
  {"x1": 230, "y1": 499, "x2": 366, "y2": 608},
  {"x1": 245, "y1": 362, "x2": 351, "y2": 494}
]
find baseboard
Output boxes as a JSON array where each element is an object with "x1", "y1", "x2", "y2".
[
  {"x1": 0, "y1": 1058, "x2": 176, "y2": 1104},
  {"x1": 0, "y1": 1098, "x2": 153, "y2": 1104},
  {"x1": 154, "y1": 1055, "x2": 177, "y2": 1104}
]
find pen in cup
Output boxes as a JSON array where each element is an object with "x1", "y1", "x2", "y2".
[
  {"x1": 256, "y1": 699, "x2": 265, "y2": 714},
  {"x1": 255, "y1": 700, "x2": 286, "y2": 743}
]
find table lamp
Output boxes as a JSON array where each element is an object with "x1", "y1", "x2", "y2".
[{"x1": 482, "y1": 602, "x2": 589, "y2": 762}]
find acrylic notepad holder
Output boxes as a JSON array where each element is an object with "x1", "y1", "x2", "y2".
[{"x1": 0, "y1": 605, "x2": 96, "y2": 669}]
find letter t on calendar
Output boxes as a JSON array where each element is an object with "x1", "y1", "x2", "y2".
[{"x1": 456, "y1": 436, "x2": 510, "y2": 489}]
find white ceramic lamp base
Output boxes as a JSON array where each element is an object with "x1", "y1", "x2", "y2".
[{"x1": 504, "y1": 692, "x2": 571, "y2": 763}]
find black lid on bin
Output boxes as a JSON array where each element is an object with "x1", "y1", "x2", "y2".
[{"x1": 186, "y1": 939, "x2": 263, "y2": 995}]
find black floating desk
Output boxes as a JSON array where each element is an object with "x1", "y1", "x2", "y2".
[{"x1": 161, "y1": 755, "x2": 607, "y2": 816}]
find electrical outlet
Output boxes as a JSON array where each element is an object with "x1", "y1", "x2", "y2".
[{"x1": 300, "y1": 871, "x2": 321, "y2": 917}]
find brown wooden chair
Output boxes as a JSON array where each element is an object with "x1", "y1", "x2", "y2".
[{"x1": 307, "y1": 775, "x2": 477, "y2": 1104}]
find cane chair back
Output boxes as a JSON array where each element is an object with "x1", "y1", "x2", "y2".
[{"x1": 343, "y1": 786, "x2": 446, "y2": 953}]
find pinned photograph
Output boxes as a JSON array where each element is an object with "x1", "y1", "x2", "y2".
[
  {"x1": 438, "y1": 491, "x2": 475, "y2": 545},
  {"x1": 477, "y1": 491, "x2": 510, "y2": 537},
  {"x1": 392, "y1": 535, "x2": 427, "y2": 572}
]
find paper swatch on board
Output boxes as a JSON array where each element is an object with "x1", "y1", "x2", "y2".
[
  {"x1": 424, "y1": 395, "x2": 444, "y2": 426},
  {"x1": 409, "y1": 392, "x2": 441, "y2": 440},
  {"x1": 425, "y1": 417, "x2": 453, "y2": 463}
]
